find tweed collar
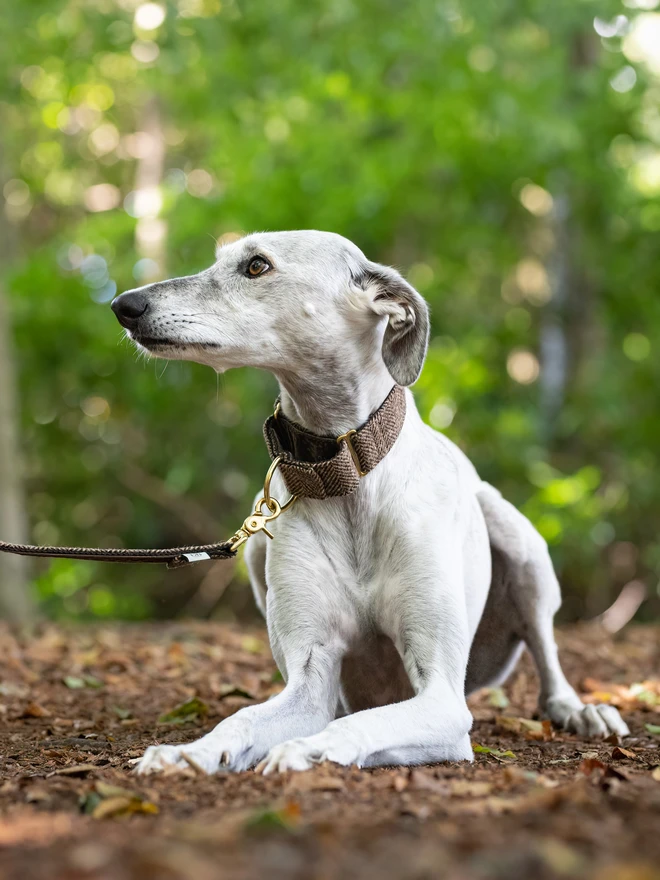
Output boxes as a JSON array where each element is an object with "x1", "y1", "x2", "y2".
[{"x1": 263, "y1": 385, "x2": 406, "y2": 500}]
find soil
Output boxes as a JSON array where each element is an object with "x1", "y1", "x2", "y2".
[{"x1": 0, "y1": 621, "x2": 659, "y2": 880}]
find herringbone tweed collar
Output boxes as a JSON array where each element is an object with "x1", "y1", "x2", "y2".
[{"x1": 263, "y1": 385, "x2": 406, "y2": 500}]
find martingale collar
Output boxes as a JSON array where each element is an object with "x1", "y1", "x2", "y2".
[{"x1": 263, "y1": 385, "x2": 406, "y2": 500}]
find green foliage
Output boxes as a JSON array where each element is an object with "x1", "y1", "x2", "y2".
[
  {"x1": 1, "y1": 0, "x2": 659, "y2": 620},
  {"x1": 158, "y1": 696, "x2": 209, "y2": 725}
]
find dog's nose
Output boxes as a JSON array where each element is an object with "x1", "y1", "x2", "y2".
[{"x1": 111, "y1": 291, "x2": 149, "y2": 329}]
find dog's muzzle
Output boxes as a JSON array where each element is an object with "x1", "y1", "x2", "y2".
[{"x1": 111, "y1": 290, "x2": 149, "y2": 330}]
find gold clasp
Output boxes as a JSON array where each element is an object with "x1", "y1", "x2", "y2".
[
  {"x1": 229, "y1": 456, "x2": 296, "y2": 552},
  {"x1": 336, "y1": 429, "x2": 367, "y2": 477}
]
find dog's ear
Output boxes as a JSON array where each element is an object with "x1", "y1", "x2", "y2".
[{"x1": 353, "y1": 261, "x2": 430, "y2": 386}]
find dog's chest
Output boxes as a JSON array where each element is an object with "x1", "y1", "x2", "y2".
[{"x1": 287, "y1": 482, "x2": 416, "y2": 610}]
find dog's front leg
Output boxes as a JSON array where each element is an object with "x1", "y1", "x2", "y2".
[
  {"x1": 258, "y1": 679, "x2": 473, "y2": 774},
  {"x1": 259, "y1": 567, "x2": 476, "y2": 774},
  {"x1": 137, "y1": 591, "x2": 345, "y2": 775}
]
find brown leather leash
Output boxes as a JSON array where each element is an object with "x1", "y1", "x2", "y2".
[
  {"x1": 0, "y1": 538, "x2": 236, "y2": 570},
  {"x1": 0, "y1": 387, "x2": 405, "y2": 570}
]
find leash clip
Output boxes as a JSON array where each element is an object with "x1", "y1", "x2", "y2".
[{"x1": 229, "y1": 456, "x2": 296, "y2": 552}]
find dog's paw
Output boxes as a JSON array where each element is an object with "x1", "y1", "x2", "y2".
[
  {"x1": 257, "y1": 730, "x2": 363, "y2": 775},
  {"x1": 546, "y1": 698, "x2": 629, "y2": 738},
  {"x1": 136, "y1": 722, "x2": 255, "y2": 775},
  {"x1": 257, "y1": 740, "x2": 316, "y2": 774},
  {"x1": 136, "y1": 741, "x2": 222, "y2": 775}
]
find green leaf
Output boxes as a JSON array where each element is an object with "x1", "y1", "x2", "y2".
[
  {"x1": 80, "y1": 791, "x2": 103, "y2": 815},
  {"x1": 113, "y1": 706, "x2": 132, "y2": 720},
  {"x1": 472, "y1": 743, "x2": 516, "y2": 759},
  {"x1": 244, "y1": 805, "x2": 300, "y2": 833},
  {"x1": 218, "y1": 686, "x2": 254, "y2": 700},
  {"x1": 63, "y1": 675, "x2": 104, "y2": 689},
  {"x1": 158, "y1": 697, "x2": 209, "y2": 725},
  {"x1": 645, "y1": 724, "x2": 660, "y2": 736},
  {"x1": 486, "y1": 687, "x2": 510, "y2": 709},
  {"x1": 63, "y1": 676, "x2": 85, "y2": 689},
  {"x1": 83, "y1": 675, "x2": 104, "y2": 689}
]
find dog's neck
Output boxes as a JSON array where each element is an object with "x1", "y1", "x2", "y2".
[{"x1": 274, "y1": 362, "x2": 396, "y2": 437}]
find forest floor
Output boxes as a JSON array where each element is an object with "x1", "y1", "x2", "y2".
[{"x1": 0, "y1": 621, "x2": 659, "y2": 880}]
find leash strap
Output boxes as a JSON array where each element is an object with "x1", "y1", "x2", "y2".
[
  {"x1": 0, "y1": 538, "x2": 236, "y2": 569},
  {"x1": 263, "y1": 384, "x2": 406, "y2": 499}
]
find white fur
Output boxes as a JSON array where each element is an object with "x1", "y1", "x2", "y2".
[{"x1": 110, "y1": 230, "x2": 628, "y2": 776}]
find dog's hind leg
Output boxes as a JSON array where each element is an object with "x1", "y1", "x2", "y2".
[{"x1": 476, "y1": 484, "x2": 629, "y2": 738}]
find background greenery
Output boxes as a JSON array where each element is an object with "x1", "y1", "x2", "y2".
[{"x1": 1, "y1": 0, "x2": 658, "y2": 622}]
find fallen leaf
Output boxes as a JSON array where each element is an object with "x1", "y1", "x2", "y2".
[
  {"x1": 51, "y1": 764, "x2": 98, "y2": 777},
  {"x1": 579, "y1": 758, "x2": 607, "y2": 776},
  {"x1": 495, "y1": 716, "x2": 553, "y2": 741},
  {"x1": 486, "y1": 687, "x2": 510, "y2": 709},
  {"x1": 92, "y1": 795, "x2": 158, "y2": 820},
  {"x1": 94, "y1": 782, "x2": 140, "y2": 799},
  {"x1": 218, "y1": 686, "x2": 255, "y2": 700},
  {"x1": 579, "y1": 757, "x2": 629, "y2": 783},
  {"x1": 113, "y1": 706, "x2": 132, "y2": 720},
  {"x1": 158, "y1": 697, "x2": 209, "y2": 725},
  {"x1": 81, "y1": 781, "x2": 159, "y2": 820},
  {"x1": 91, "y1": 796, "x2": 134, "y2": 820},
  {"x1": 645, "y1": 723, "x2": 660, "y2": 736},
  {"x1": 83, "y1": 675, "x2": 104, "y2": 689},
  {"x1": 611, "y1": 746, "x2": 636, "y2": 760},
  {"x1": 63, "y1": 677, "x2": 84, "y2": 689},
  {"x1": 244, "y1": 803, "x2": 300, "y2": 832},
  {"x1": 21, "y1": 701, "x2": 51, "y2": 718},
  {"x1": 63, "y1": 675, "x2": 104, "y2": 689},
  {"x1": 582, "y1": 678, "x2": 660, "y2": 711},
  {"x1": 473, "y1": 743, "x2": 516, "y2": 759}
]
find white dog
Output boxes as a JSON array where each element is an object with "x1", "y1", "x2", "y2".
[{"x1": 111, "y1": 230, "x2": 628, "y2": 775}]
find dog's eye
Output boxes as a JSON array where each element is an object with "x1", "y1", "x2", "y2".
[{"x1": 246, "y1": 256, "x2": 270, "y2": 277}]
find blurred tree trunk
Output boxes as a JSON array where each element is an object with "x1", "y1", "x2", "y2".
[
  {"x1": 539, "y1": 32, "x2": 598, "y2": 445},
  {"x1": 0, "y1": 211, "x2": 35, "y2": 621},
  {"x1": 539, "y1": 191, "x2": 571, "y2": 437}
]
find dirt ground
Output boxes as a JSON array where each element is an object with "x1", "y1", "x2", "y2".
[{"x1": 0, "y1": 621, "x2": 659, "y2": 880}]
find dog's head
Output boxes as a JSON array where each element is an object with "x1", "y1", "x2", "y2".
[{"x1": 112, "y1": 230, "x2": 429, "y2": 387}]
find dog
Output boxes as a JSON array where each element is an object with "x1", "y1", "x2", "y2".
[{"x1": 111, "y1": 230, "x2": 629, "y2": 775}]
